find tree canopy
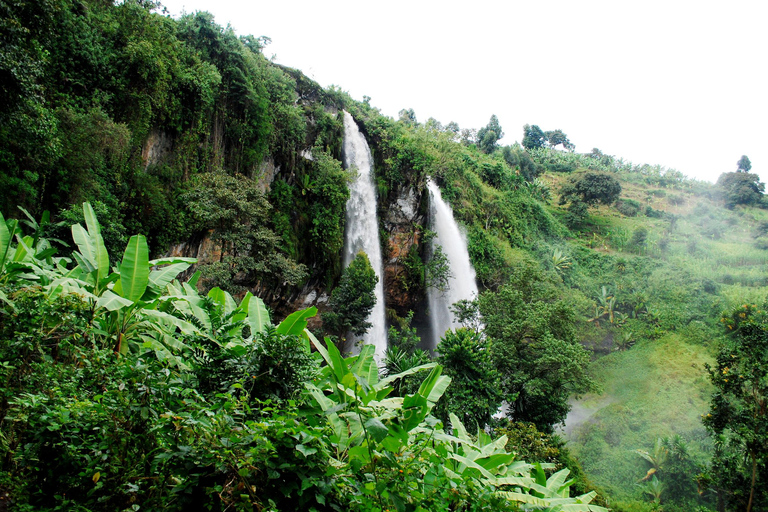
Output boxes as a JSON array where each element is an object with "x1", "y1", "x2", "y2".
[
  {"x1": 716, "y1": 171, "x2": 765, "y2": 208},
  {"x1": 737, "y1": 155, "x2": 752, "y2": 172},
  {"x1": 476, "y1": 114, "x2": 504, "y2": 154}
]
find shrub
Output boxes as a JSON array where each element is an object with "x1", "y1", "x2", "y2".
[{"x1": 615, "y1": 198, "x2": 641, "y2": 217}]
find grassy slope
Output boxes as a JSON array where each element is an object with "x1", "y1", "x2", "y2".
[
  {"x1": 544, "y1": 169, "x2": 768, "y2": 504},
  {"x1": 565, "y1": 335, "x2": 713, "y2": 500}
]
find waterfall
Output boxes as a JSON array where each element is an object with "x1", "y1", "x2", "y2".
[
  {"x1": 426, "y1": 179, "x2": 479, "y2": 350},
  {"x1": 341, "y1": 111, "x2": 387, "y2": 360}
]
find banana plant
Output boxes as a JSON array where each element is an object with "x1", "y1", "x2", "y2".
[
  {"x1": 303, "y1": 325, "x2": 608, "y2": 511},
  {"x1": 0, "y1": 211, "x2": 68, "y2": 286},
  {"x1": 164, "y1": 277, "x2": 271, "y2": 347},
  {"x1": 497, "y1": 463, "x2": 608, "y2": 511}
]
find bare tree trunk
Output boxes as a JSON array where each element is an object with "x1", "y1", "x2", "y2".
[{"x1": 747, "y1": 449, "x2": 757, "y2": 512}]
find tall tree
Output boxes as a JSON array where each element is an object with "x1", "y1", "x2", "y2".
[
  {"x1": 434, "y1": 328, "x2": 503, "y2": 433},
  {"x1": 716, "y1": 171, "x2": 765, "y2": 208},
  {"x1": 545, "y1": 129, "x2": 575, "y2": 151},
  {"x1": 558, "y1": 171, "x2": 621, "y2": 228},
  {"x1": 737, "y1": 155, "x2": 752, "y2": 172},
  {"x1": 702, "y1": 304, "x2": 768, "y2": 512},
  {"x1": 479, "y1": 264, "x2": 594, "y2": 432},
  {"x1": 476, "y1": 114, "x2": 504, "y2": 154},
  {"x1": 398, "y1": 108, "x2": 417, "y2": 126},
  {"x1": 522, "y1": 124, "x2": 546, "y2": 150},
  {"x1": 321, "y1": 251, "x2": 378, "y2": 342}
]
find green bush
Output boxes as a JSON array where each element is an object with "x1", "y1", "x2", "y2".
[{"x1": 615, "y1": 198, "x2": 641, "y2": 217}]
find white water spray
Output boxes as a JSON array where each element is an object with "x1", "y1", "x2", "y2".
[
  {"x1": 341, "y1": 111, "x2": 387, "y2": 360},
  {"x1": 426, "y1": 179, "x2": 479, "y2": 350}
]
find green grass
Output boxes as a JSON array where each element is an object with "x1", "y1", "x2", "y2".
[{"x1": 564, "y1": 334, "x2": 714, "y2": 501}]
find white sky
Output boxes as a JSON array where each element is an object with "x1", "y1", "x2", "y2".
[{"x1": 159, "y1": 0, "x2": 768, "y2": 184}]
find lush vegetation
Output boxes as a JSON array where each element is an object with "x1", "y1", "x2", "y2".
[
  {"x1": 0, "y1": 204, "x2": 613, "y2": 511},
  {"x1": 2, "y1": 1, "x2": 768, "y2": 511}
]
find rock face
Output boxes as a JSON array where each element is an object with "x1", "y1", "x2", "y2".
[
  {"x1": 256, "y1": 157, "x2": 279, "y2": 193},
  {"x1": 141, "y1": 130, "x2": 173, "y2": 170},
  {"x1": 382, "y1": 183, "x2": 428, "y2": 317}
]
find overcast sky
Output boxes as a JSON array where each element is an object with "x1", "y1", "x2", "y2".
[{"x1": 159, "y1": 0, "x2": 767, "y2": 183}]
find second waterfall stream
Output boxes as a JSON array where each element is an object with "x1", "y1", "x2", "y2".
[
  {"x1": 341, "y1": 111, "x2": 387, "y2": 361},
  {"x1": 426, "y1": 179, "x2": 479, "y2": 350}
]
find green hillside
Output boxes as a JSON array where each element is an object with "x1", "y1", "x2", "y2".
[{"x1": 2, "y1": 1, "x2": 768, "y2": 511}]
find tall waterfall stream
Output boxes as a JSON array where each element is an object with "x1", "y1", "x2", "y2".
[
  {"x1": 426, "y1": 179, "x2": 479, "y2": 350},
  {"x1": 341, "y1": 111, "x2": 387, "y2": 360}
]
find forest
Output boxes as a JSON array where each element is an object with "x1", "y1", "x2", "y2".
[{"x1": 1, "y1": 1, "x2": 767, "y2": 511}]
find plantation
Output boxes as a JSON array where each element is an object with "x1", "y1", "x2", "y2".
[{"x1": 2, "y1": 1, "x2": 767, "y2": 511}]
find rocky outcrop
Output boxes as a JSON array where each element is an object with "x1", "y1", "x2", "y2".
[
  {"x1": 382, "y1": 184, "x2": 428, "y2": 316},
  {"x1": 141, "y1": 130, "x2": 173, "y2": 170}
]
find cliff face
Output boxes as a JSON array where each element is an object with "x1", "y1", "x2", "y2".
[{"x1": 382, "y1": 185, "x2": 428, "y2": 316}]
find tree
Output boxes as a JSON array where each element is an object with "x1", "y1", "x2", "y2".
[
  {"x1": 476, "y1": 114, "x2": 504, "y2": 154},
  {"x1": 398, "y1": 108, "x2": 417, "y2": 126},
  {"x1": 434, "y1": 328, "x2": 503, "y2": 433},
  {"x1": 544, "y1": 129, "x2": 575, "y2": 151},
  {"x1": 737, "y1": 155, "x2": 752, "y2": 172},
  {"x1": 181, "y1": 172, "x2": 307, "y2": 293},
  {"x1": 321, "y1": 251, "x2": 378, "y2": 339},
  {"x1": 701, "y1": 304, "x2": 768, "y2": 512},
  {"x1": 716, "y1": 171, "x2": 765, "y2": 208},
  {"x1": 478, "y1": 264, "x2": 594, "y2": 431},
  {"x1": 559, "y1": 171, "x2": 621, "y2": 207},
  {"x1": 558, "y1": 171, "x2": 621, "y2": 228},
  {"x1": 459, "y1": 128, "x2": 476, "y2": 146},
  {"x1": 522, "y1": 124, "x2": 546, "y2": 150}
]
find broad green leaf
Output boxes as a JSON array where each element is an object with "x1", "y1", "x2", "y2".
[
  {"x1": 305, "y1": 383, "x2": 335, "y2": 411},
  {"x1": 475, "y1": 453, "x2": 517, "y2": 471},
  {"x1": 326, "y1": 337, "x2": 349, "y2": 383},
  {"x1": 207, "y1": 287, "x2": 237, "y2": 316},
  {"x1": 83, "y1": 202, "x2": 101, "y2": 237},
  {"x1": 308, "y1": 330, "x2": 331, "y2": 366},
  {"x1": 120, "y1": 235, "x2": 150, "y2": 302},
  {"x1": 363, "y1": 417, "x2": 388, "y2": 443},
  {"x1": 0, "y1": 289, "x2": 16, "y2": 312},
  {"x1": 490, "y1": 475, "x2": 534, "y2": 488},
  {"x1": 546, "y1": 468, "x2": 572, "y2": 494},
  {"x1": 400, "y1": 393, "x2": 429, "y2": 432},
  {"x1": 239, "y1": 292, "x2": 270, "y2": 336},
  {"x1": 172, "y1": 299, "x2": 211, "y2": 331},
  {"x1": 450, "y1": 413, "x2": 471, "y2": 443},
  {"x1": 377, "y1": 362, "x2": 437, "y2": 389},
  {"x1": 82, "y1": 203, "x2": 109, "y2": 283},
  {"x1": 447, "y1": 452, "x2": 495, "y2": 479},
  {"x1": 148, "y1": 263, "x2": 191, "y2": 290},
  {"x1": 276, "y1": 306, "x2": 317, "y2": 336},
  {"x1": 418, "y1": 366, "x2": 451, "y2": 405},
  {"x1": 12, "y1": 235, "x2": 32, "y2": 263},
  {"x1": 149, "y1": 256, "x2": 197, "y2": 266},
  {"x1": 0, "y1": 212, "x2": 12, "y2": 273},
  {"x1": 496, "y1": 491, "x2": 550, "y2": 507},
  {"x1": 328, "y1": 413, "x2": 350, "y2": 450},
  {"x1": 97, "y1": 289, "x2": 134, "y2": 311},
  {"x1": 296, "y1": 444, "x2": 317, "y2": 457},
  {"x1": 72, "y1": 252, "x2": 96, "y2": 275},
  {"x1": 559, "y1": 503, "x2": 610, "y2": 512},
  {"x1": 350, "y1": 344, "x2": 379, "y2": 386},
  {"x1": 34, "y1": 247, "x2": 57, "y2": 261},
  {"x1": 187, "y1": 269, "x2": 201, "y2": 287},
  {"x1": 71, "y1": 224, "x2": 95, "y2": 267},
  {"x1": 94, "y1": 232, "x2": 109, "y2": 283},
  {"x1": 142, "y1": 309, "x2": 199, "y2": 335}
]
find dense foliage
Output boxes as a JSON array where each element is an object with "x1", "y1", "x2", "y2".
[
  {"x1": 0, "y1": 206, "x2": 611, "y2": 511},
  {"x1": 2, "y1": 2, "x2": 768, "y2": 511},
  {"x1": 701, "y1": 304, "x2": 768, "y2": 511}
]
